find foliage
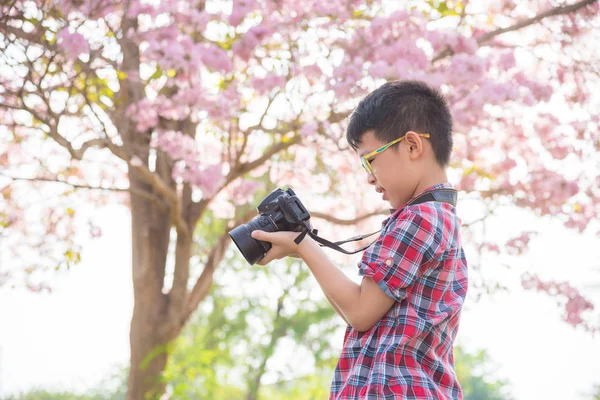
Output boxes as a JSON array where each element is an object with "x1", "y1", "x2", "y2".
[
  {"x1": 163, "y1": 253, "x2": 340, "y2": 399},
  {"x1": 455, "y1": 345, "x2": 512, "y2": 400}
]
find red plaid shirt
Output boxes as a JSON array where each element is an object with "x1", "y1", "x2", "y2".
[{"x1": 331, "y1": 183, "x2": 468, "y2": 399}]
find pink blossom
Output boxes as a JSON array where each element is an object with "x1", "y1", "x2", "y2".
[
  {"x1": 331, "y1": 56, "x2": 364, "y2": 99},
  {"x1": 231, "y1": 180, "x2": 264, "y2": 205},
  {"x1": 156, "y1": 96, "x2": 189, "y2": 121},
  {"x1": 448, "y1": 54, "x2": 487, "y2": 86},
  {"x1": 189, "y1": 9, "x2": 210, "y2": 30},
  {"x1": 195, "y1": 164, "x2": 224, "y2": 198},
  {"x1": 368, "y1": 60, "x2": 392, "y2": 78},
  {"x1": 126, "y1": 0, "x2": 157, "y2": 18},
  {"x1": 445, "y1": 32, "x2": 478, "y2": 55},
  {"x1": 427, "y1": 30, "x2": 445, "y2": 53},
  {"x1": 57, "y1": 28, "x2": 89, "y2": 61},
  {"x1": 300, "y1": 121, "x2": 318, "y2": 137},
  {"x1": 498, "y1": 50, "x2": 516, "y2": 70},
  {"x1": 515, "y1": 168, "x2": 580, "y2": 215},
  {"x1": 232, "y1": 24, "x2": 273, "y2": 61},
  {"x1": 313, "y1": 1, "x2": 353, "y2": 21},
  {"x1": 513, "y1": 72, "x2": 553, "y2": 102},
  {"x1": 505, "y1": 231, "x2": 536, "y2": 255},
  {"x1": 522, "y1": 274, "x2": 595, "y2": 330},
  {"x1": 251, "y1": 75, "x2": 286, "y2": 94},
  {"x1": 127, "y1": 99, "x2": 159, "y2": 132},
  {"x1": 154, "y1": 130, "x2": 198, "y2": 165},
  {"x1": 198, "y1": 44, "x2": 232, "y2": 73},
  {"x1": 57, "y1": 0, "x2": 117, "y2": 19},
  {"x1": 230, "y1": 0, "x2": 256, "y2": 26},
  {"x1": 480, "y1": 242, "x2": 501, "y2": 253}
]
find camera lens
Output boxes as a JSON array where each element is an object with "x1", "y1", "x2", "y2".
[{"x1": 228, "y1": 215, "x2": 278, "y2": 265}]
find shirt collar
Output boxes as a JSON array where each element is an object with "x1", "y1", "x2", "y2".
[{"x1": 382, "y1": 182, "x2": 453, "y2": 226}]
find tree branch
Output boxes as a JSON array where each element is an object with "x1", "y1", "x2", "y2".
[
  {"x1": 182, "y1": 232, "x2": 231, "y2": 324},
  {"x1": 0, "y1": 172, "x2": 161, "y2": 205},
  {"x1": 226, "y1": 135, "x2": 302, "y2": 186},
  {"x1": 0, "y1": 21, "x2": 53, "y2": 49},
  {"x1": 191, "y1": 135, "x2": 303, "y2": 224},
  {"x1": 432, "y1": 0, "x2": 598, "y2": 63}
]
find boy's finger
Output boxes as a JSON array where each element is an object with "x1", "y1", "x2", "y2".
[
  {"x1": 251, "y1": 230, "x2": 270, "y2": 241},
  {"x1": 257, "y1": 253, "x2": 273, "y2": 265}
]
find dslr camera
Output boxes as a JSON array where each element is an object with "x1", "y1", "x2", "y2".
[{"x1": 228, "y1": 188, "x2": 311, "y2": 265}]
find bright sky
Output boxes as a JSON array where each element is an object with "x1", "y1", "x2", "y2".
[{"x1": 0, "y1": 202, "x2": 599, "y2": 399}]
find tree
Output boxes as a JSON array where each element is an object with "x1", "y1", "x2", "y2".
[
  {"x1": 163, "y1": 255, "x2": 340, "y2": 399},
  {"x1": 454, "y1": 345, "x2": 512, "y2": 400},
  {"x1": 1, "y1": 0, "x2": 599, "y2": 398}
]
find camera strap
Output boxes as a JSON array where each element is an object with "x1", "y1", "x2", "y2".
[{"x1": 293, "y1": 188, "x2": 458, "y2": 255}]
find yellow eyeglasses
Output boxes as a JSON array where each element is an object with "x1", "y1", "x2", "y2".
[{"x1": 360, "y1": 133, "x2": 430, "y2": 174}]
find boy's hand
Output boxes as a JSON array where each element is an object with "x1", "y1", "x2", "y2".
[{"x1": 251, "y1": 230, "x2": 306, "y2": 265}]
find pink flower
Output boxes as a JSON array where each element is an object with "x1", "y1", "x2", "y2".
[
  {"x1": 251, "y1": 75, "x2": 286, "y2": 94},
  {"x1": 368, "y1": 60, "x2": 392, "y2": 78},
  {"x1": 300, "y1": 121, "x2": 318, "y2": 137},
  {"x1": 232, "y1": 24, "x2": 273, "y2": 61},
  {"x1": 154, "y1": 130, "x2": 198, "y2": 164},
  {"x1": 522, "y1": 274, "x2": 595, "y2": 330},
  {"x1": 230, "y1": 0, "x2": 256, "y2": 26},
  {"x1": 195, "y1": 164, "x2": 224, "y2": 198},
  {"x1": 127, "y1": 99, "x2": 159, "y2": 132},
  {"x1": 57, "y1": 28, "x2": 89, "y2": 61},
  {"x1": 199, "y1": 44, "x2": 233, "y2": 73},
  {"x1": 231, "y1": 180, "x2": 264, "y2": 205},
  {"x1": 498, "y1": 50, "x2": 516, "y2": 70},
  {"x1": 448, "y1": 54, "x2": 487, "y2": 86},
  {"x1": 505, "y1": 231, "x2": 536, "y2": 255}
]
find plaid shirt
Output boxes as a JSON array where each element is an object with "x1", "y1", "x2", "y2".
[{"x1": 330, "y1": 183, "x2": 468, "y2": 400}]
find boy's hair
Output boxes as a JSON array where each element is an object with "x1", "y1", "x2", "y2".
[{"x1": 346, "y1": 80, "x2": 453, "y2": 167}]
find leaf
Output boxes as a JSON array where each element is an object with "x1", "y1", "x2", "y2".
[
  {"x1": 116, "y1": 70, "x2": 128, "y2": 80},
  {"x1": 149, "y1": 67, "x2": 163, "y2": 81}
]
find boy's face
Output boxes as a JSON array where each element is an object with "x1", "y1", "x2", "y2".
[{"x1": 356, "y1": 130, "x2": 421, "y2": 209}]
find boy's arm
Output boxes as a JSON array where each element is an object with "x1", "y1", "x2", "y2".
[
  {"x1": 324, "y1": 293, "x2": 349, "y2": 325},
  {"x1": 298, "y1": 237, "x2": 395, "y2": 332}
]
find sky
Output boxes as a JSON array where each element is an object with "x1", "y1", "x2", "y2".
[{"x1": 0, "y1": 202, "x2": 599, "y2": 399}]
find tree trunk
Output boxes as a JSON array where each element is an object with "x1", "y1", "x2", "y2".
[
  {"x1": 126, "y1": 170, "x2": 173, "y2": 400},
  {"x1": 128, "y1": 304, "x2": 169, "y2": 400}
]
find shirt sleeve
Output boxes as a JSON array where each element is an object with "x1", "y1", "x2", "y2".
[{"x1": 358, "y1": 212, "x2": 440, "y2": 301}]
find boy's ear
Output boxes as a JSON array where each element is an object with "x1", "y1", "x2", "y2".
[{"x1": 404, "y1": 131, "x2": 424, "y2": 160}]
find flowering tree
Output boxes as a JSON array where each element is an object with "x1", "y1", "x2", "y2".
[{"x1": 1, "y1": 0, "x2": 599, "y2": 398}]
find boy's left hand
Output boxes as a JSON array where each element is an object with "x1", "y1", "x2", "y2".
[{"x1": 251, "y1": 230, "x2": 305, "y2": 265}]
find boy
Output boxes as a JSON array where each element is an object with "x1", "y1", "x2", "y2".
[{"x1": 251, "y1": 80, "x2": 468, "y2": 399}]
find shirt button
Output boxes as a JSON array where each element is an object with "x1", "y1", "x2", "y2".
[{"x1": 385, "y1": 259, "x2": 392, "y2": 266}]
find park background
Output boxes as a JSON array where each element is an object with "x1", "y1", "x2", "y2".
[{"x1": 1, "y1": 0, "x2": 599, "y2": 399}]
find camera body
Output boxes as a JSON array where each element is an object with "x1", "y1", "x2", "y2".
[{"x1": 229, "y1": 188, "x2": 311, "y2": 265}]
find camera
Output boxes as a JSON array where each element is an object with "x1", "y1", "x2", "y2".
[{"x1": 228, "y1": 187, "x2": 311, "y2": 265}]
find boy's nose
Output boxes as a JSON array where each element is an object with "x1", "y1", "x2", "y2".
[{"x1": 367, "y1": 172, "x2": 376, "y2": 185}]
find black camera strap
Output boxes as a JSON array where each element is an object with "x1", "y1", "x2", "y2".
[{"x1": 293, "y1": 188, "x2": 458, "y2": 255}]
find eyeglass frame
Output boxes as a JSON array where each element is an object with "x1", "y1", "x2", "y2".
[{"x1": 360, "y1": 133, "x2": 431, "y2": 174}]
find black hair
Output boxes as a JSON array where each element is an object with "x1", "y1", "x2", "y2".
[{"x1": 346, "y1": 80, "x2": 453, "y2": 166}]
